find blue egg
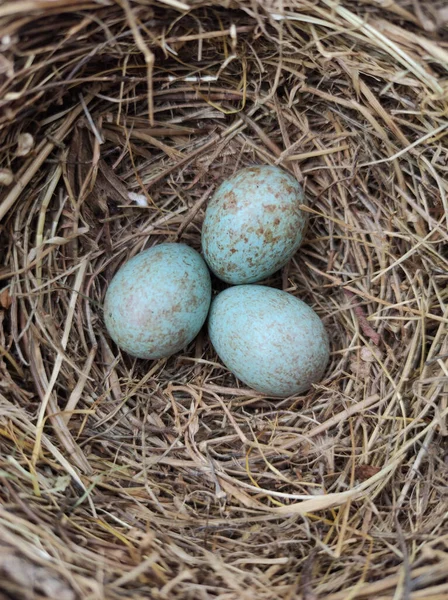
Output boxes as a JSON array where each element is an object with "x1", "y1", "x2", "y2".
[
  {"x1": 202, "y1": 165, "x2": 307, "y2": 284},
  {"x1": 208, "y1": 285, "x2": 329, "y2": 397},
  {"x1": 104, "y1": 243, "x2": 211, "y2": 359}
]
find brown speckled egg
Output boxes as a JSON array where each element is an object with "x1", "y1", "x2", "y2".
[
  {"x1": 202, "y1": 165, "x2": 307, "y2": 284},
  {"x1": 104, "y1": 243, "x2": 211, "y2": 359},
  {"x1": 208, "y1": 285, "x2": 329, "y2": 397}
]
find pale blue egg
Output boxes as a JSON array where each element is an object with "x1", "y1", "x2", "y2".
[
  {"x1": 208, "y1": 285, "x2": 329, "y2": 397},
  {"x1": 202, "y1": 165, "x2": 307, "y2": 284},
  {"x1": 104, "y1": 243, "x2": 211, "y2": 359}
]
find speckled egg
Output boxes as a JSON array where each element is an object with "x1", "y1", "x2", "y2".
[
  {"x1": 104, "y1": 243, "x2": 212, "y2": 359},
  {"x1": 208, "y1": 285, "x2": 329, "y2": 397},
  {"x1": 202, "y1": 165, "x2": 307, "y2": 284}
]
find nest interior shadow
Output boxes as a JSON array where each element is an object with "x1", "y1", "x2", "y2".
[{"x1": 0, "y1": 1, "x2": 447, "y2": 599}]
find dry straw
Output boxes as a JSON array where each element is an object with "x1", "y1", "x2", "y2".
[{"x1": 1, "y1": 0, "x2": 448, "y2": 598}]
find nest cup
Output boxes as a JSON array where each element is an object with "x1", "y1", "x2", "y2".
[{"x1": 1, "y1": 2, "x2": 448, "y2": 599}]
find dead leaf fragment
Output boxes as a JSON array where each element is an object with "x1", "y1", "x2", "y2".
[
  {"x1": 355, "y1": 465, "x2": 381, "y2": 481},
  {"x1": 0, "y1": 289, "x2": 12, "y2": 310}
]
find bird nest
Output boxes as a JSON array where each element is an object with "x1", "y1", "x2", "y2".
[{"x1": 1, "y1": 1, "x2": 448, "y2": 599}]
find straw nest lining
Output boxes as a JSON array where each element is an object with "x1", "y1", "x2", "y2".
[{"x1": 1, "y1": 1, "x2": 448, "y2": 599}]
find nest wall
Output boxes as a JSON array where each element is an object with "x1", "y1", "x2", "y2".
[{"x1": 0, "y1": 1, "x2": 447, "y2": 599}]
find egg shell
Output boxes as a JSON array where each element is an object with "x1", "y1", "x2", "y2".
[
  {"x1": 208, "y1": 285, "x2": 329, "y2": 397},
  {"x1": 104, "y1": 243, "x2": 212, "y2": 359},
  {"x1": 202, "y1": 165, "x2": 307, "y2": 284}
]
